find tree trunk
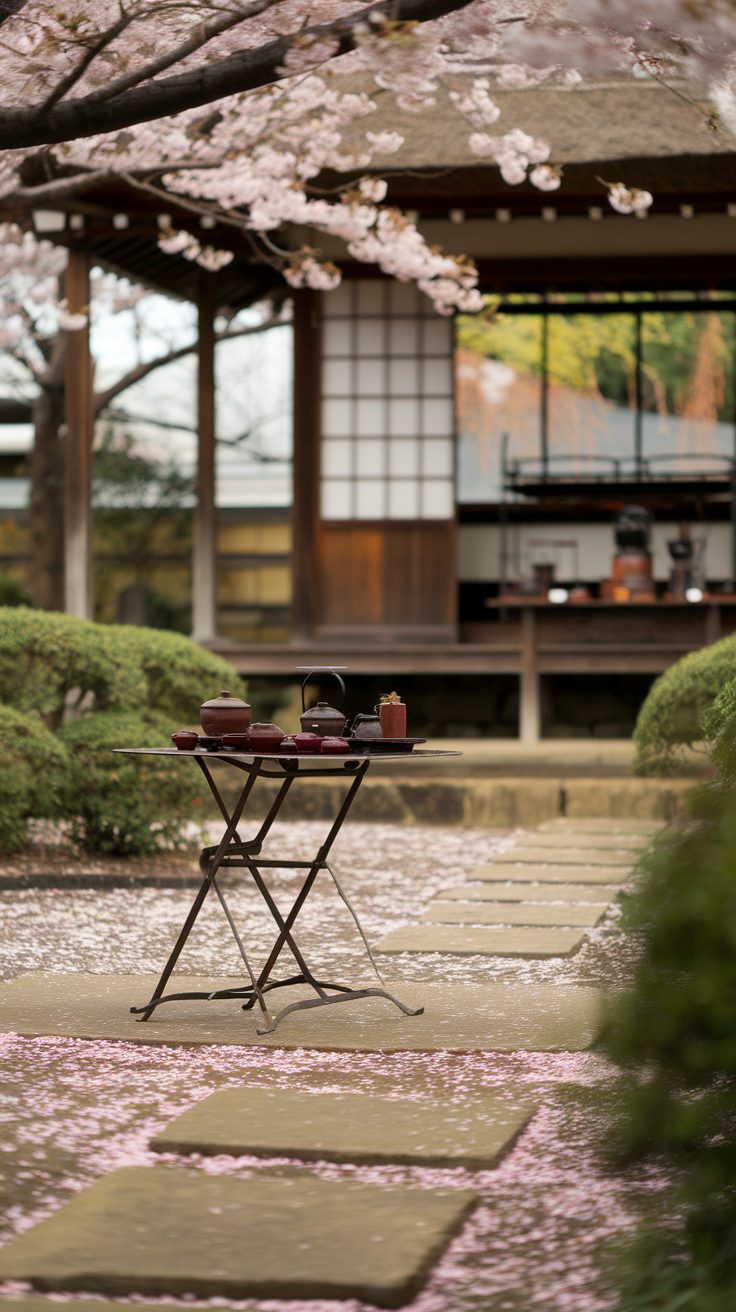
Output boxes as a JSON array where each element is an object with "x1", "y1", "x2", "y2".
[{"x1": 29, "y1": 336, "x2": 66, "y2": 611}]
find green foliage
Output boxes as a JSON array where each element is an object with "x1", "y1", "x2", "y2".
[
  {"x1": 0, "y1": 705, "x2": 69, "y2": 851},
  {"x1": 0, "y1": 609, "x2": 244, "y2": 854},
  {"x1": 58, "y1": 710, "x2": 205, "y2": 856},
  {"x1": 0, "y1": 574, "x2": 32, "y2": 607},
  {"x1": 0, "y1": 607, "x2": 145, "y2": 730},
  {"x1": 110, "y1": 624, "x2": 247, "y2": 723},
  {"x1": 632, "y1": 633, "x2": 736, "y2": 775}
]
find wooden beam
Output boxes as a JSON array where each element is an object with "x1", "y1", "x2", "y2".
[
  {"x1": 63, "y1": 248, "x2": 93, "y2": 619},
  {"x1": 291, "y1": 289, "x2": 321, "y2": 641},
  {"x1": 193, "y1": 272, "x2": 217, "y2": 643}
]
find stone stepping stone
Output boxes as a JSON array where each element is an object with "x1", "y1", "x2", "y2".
[
  {"x1": 151, "y1": 1085, "x2": 536, "y2": 1169},
  {"x1": 496, "y1": 847, "x2": 633, "y2": 866},
  {"x1": 469, "y1": 863, "x2": 627, "y2": 885},
  {"x1": 536, "y1": 818, "x2": 662, "y2": 834},
  {"x1": 439, "y1": 881, "x2": 617, "y2": 905},
  {"x1": 0, "y1": 973, "x2": 603, "y2": 1050},
  {"x1": 518, "y1": 833, "x2": 642, "y2": 852},
  {"x1": 373, "y1": 926, "x2": 585, "y2": 957},
  {"x1": 0, "y1": 1166, "x2": 476, "y2": 1308},
  {"x1": 422, "y1": 900, "x2": 605, "y2": 928}
]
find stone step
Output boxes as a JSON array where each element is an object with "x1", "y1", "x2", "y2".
[
  {"x1": 0, "y1": 1166, "x2": 477, "y2": 1309},
  {"x1": 535, "y1": 817, "x2": 663, "y2": 834},
  {"x1": 468, "y1": 863, "x2": 627, "y2": 884},
  {"x1": 151, "y1": 1085, "x2": 536, "y2": 1170},
  {"x1": 422, "y1": 900, "x2": 606, "y2": 928},
  {"x1": 439, "y1": 881, "x2": 618, "y2": 904},
  {"x1": 374, "y1": 925, "x2": 585, "y2": 957},
  {"x1": 0, "y1": 974, "x2": 603, "y2": 1051},
  {"x1": 496, "y1": 848, "x2": 633, "y2": 867},
  {"x1": 517, "y1": 833, "x2": 643, "y2": 852}
]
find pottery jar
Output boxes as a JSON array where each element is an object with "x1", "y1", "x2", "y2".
[
  {"x1": 320, "y1": 736, "x2": 350, "y2": 754},
  {"x1": 171, "y1": 729, "x2": 198, "y2": 751},
  {"x1": 299, "y1": 700, "x2": 347, "y2": 736},
  {"x1": 246, "y1": 722, "x2": 285, "y2": 753},
  {"x1": 200, "y1": 690, "x2": 252, "y2": 736},
  {"x1": 294, "y1": 731, "x2": 322, "y2": 754},
  {"x1": 351, "y1": 713, "x2": 383, "y2": 740}
]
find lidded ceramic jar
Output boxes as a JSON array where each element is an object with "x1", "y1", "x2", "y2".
[
  {"x1": 200, "y1": 690, "x2": 252, "y2": 736},
  {"x1": 246, "y1": 722, "x2": 285, "y2": 752}
]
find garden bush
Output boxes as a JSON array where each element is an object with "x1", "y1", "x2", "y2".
[
  {"x1": 109, "y1": 624, "x2": 246, "y2": 722},
  {"x1": 58, "y1": 710, "x2": 206, "y2": 856},
  {"x1": 632, "y1": 632, "x2": 736, "y2": 775},
  {"x1": 0, "y1": 607, "x2": 145, "y2": 729},
  {"x1": 0, "y1": 705, "x2": 69, "y2": 851},
  {"x1": 0, "y1": 609, "x2": 245, "y2": 855}
]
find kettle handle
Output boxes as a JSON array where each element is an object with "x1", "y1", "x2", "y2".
[{"x1": 301, "y1": 668, "x2": 346, "y2": 713}]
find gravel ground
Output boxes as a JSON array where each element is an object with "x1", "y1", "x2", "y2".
[{"x1": 0, "y1": 820, "x2": 658, "y2": 1312}]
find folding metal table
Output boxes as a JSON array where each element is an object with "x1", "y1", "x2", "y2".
[{"x1": 115, "y1": 747, "x2": 458, "y2": 1034}]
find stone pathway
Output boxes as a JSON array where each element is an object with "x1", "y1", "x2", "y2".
[{"x1": 0, "y1": 816, "x2": 661, "y2": 1312}]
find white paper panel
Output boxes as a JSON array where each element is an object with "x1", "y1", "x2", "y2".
[
  {"x1": 421, "y1": 357, "x2": 453, "y2": 396},
  {"x1": 389, "y1": 439, "x2": 419, "y2": 477},
  {"x1": 322, "y1": 398, "x2": 353, "y2": 438},
  {"x1": 322, "y1": 440, "x2": 352, "y2": 478},
  {"x1": 323, "y1": 320, "x2": 352, "y2": 356},
  {"x1": 356, "y1": 479, "x2": 385, "y2": 518},
  {"x1": 356, "y1": 440, "x2": 385, "y2": 477},
  {"x1": 321, "y1": 479, "x2": 353, "y2": 519},
  {"x1": 423, "y1": 439, "x2": 454, "y2": 477},
  {"x1": 322, "y1": 359, "x2": 352, "y2": 397},
  {"x1": 389, "y1": 317, "x2": 419, "y2": 354},
  {"x1": 388, "y1": 481, "x2": 420, "y2": 518},
  {"x1": 388, "y1": 397, "x2": 419, "y2": 436},
  {"x1": 356, "y1": 319, "x2": 384, "y2": 354},
  {"x1": 356, "y1": 358, "x2": 385, "y2": 395},
  {"x1": 422, "y1": 396, "x2": 454, "y2": 437},
  {"x1": 423, "y1": 319, "x2": 454, "y2": 354},
  {"x1": 355, "y1": 398, "x2": 385, "y2": 437},
  {"x1": 389, "y1": 358, "x2": 419, "y2": 395},
  {"x1": 421, "y1": 480, "x2": 454, "y2": 519}
]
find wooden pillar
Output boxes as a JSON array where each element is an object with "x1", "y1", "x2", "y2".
[
  {"x1": 193, "y1": 274, "x2": 217, "y2": 643},
  {"x1": 291, "y1": 289, "x2": 321, "y2": 641},
  {"x1": 63, "y1": 249, "x2": 94, "y2": 618},
  {"x1": 519, "y1": 605, "x2": 540, "y2": 743}
]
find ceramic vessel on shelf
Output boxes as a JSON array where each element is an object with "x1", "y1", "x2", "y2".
[
  {"x1": 294, "y1": 731, "x2": 322, "y2": 754},
  {"x1": 171, "y1": 729, "x2": 198, "y2": 751},
  {"x1": 279, "y1": 736, "x2": 298, "y2": 754},
  {"x1": 200, "y1": 690, "x2": 252, "y2": 736},
  {"x1": 351, "y1": 713, "x2": 383, "y2": 740},
  {"x1": 299, "y1": 700, "x2": 347, "y2": 736},
  {"x1": 246, "y1": 722, "x2": 285, "y2": 752},
  {"x1": 377, "y1": 698, "x2": 406, "y2": 738},
  {"x1": 320, "y1": 736, "x2": 350, "y2": 754}
]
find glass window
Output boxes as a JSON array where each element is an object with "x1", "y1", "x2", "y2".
[
  {"x1": 547, "y1": 313, "x2": 637, "y2": 476},
  {"x1": 641, "y1": 310, "x2": 735, "y2": 472}
]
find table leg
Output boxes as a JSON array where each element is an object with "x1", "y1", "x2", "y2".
[{"x1": 130, "y1": 762, "x2": 260, "y2": 1021}]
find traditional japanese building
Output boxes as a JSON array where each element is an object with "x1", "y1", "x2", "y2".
[{"x1": 7, "y1": 76, "x2": 736, "y2": 738}]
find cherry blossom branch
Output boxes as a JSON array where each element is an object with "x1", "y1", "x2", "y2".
[
  {"x1": 40, "y1": 11, "x2": 137, "y2": 112},
  {"x1": 0, "y1": 0, "x2": 477, "y2": 148},
  {"x1": 84, "y1": 0, "x2": 280, "y2": 105}
]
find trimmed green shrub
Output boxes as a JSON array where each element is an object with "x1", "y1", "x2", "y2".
[
  {"x1": 58, "y1": 711, "x2": 206, "y2": 856},
  {"x1": 632, "y1": 633, "x2": 736, "y2": 775},
  {"x1": 0, "y1": 705, "x2": 69, "y2": 851},
  {"x1": 108, "y1": 625, "x2": 246, "y2": 722},
  {"x1": 0, "y1": 607, "x2": 145, "y2": 729},
  {"x1": 603, "y1": 786, "x2": 736, "y2": 1307}
]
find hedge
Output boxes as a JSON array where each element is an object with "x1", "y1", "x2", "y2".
[
  {"x1": 0, "y1": 705, "x2": 69, "y2": 851},
  {"x1": 0, "y1": 609, "x2": 245, "y2": 856},
  {"x1": 632, "y1": 633, "x2": 736, "y2": 775},
  {"x1": 58, "y1": 710, "x2": 205, "y2": 856}
]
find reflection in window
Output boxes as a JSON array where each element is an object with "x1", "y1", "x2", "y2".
[{"x1": 456, "y1": 298, "x2": 736, "y2": 502}]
